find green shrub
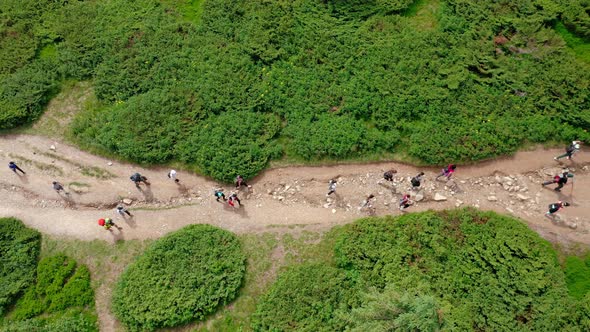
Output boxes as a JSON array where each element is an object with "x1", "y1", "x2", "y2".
[
  {"x1": 0, "y1": 309, "x2": 97, "y2": 332},
  {"x1": 10, "y1": 254, "x2": 94, "y2": 321},
  {"x1": 177, "y1": 111, "x2": 282, "y2": 182},
  {"x1": 251, "y1": 263, "x2": 360, "y2": 332},
  {"x1": 0, "y1": 218, "x2": 41, "y2": 316},
  {"x1": 334, "y1": 209, "x2": 573, "y2": 330},
  {"x1": 565, "y1": 256, "x2": 590, "y2": 300},
  {"x1": 112, "y1": 224, "x2": 246, "y2": 331}
]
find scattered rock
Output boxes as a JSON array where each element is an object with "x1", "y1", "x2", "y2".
[
  {"x1": 332, "y1": 209, "x2": 336, "y2": 214},
  {"x1": 122, "y1": 198, "x2": 133, "y2": 205},
  {"x1": 278, "y1": 196, "x2": 284, "y2": 201},
  {"x1": 487, "y1": 196, "x2": 498, "y2": 202},
  {"x1": 323, "y1": 203, "x2": 330, "y2": 209},
  {"x1": 434, "y1": 193, "x2": 447, "y2": 201},
  {"x1": 415, "y1": 193, "x2": 424, "y2": 202},
  {"x1": 568, "y1": 223, "x2": 578, "y2": 230},
  {"x1": 50, "y1": 144, "x2": 56, "y2": 151},
  {"x1": 505, "y1": 207, "x2": 514, "y2": 213},
  {"x1": 516, "y1": 194, "x2": 529, "y2": 201}
]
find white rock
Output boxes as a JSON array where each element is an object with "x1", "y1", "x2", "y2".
[
  {"x1": 505, "y1": 207, "x2": 514, "y2": 213},
  {"x1": 415, "y1": 194, "x2": 424, "y2": 202},
  {"x1": 107, "y1": 162, "x2": 113, "y2": 166},
  {"x1": 434, "y1": 193, "x2": 447, "y2": 201},
  {"x1": 568, "y1": 223, "x2": 578, "y2": 230},
  {"x1": 278, "y1": 196, "x2": 285, "y2": 201},
  {"x1": 516, "y1": 194, "x2": 529, "y2": 201},
  {"x1": 487, "y1": 196, "x2": 498, "y2": 202},
  {"x1": 50, "y1": 144, "x2": 56, "y2": 151},
  {"x1": 332, "y1": 209, "x2": 336, "y2": 214},
  {"x1": 122, "y1": 198, "x2": 133, "y2": 205},
  {"x1": 323, "y1": 203, "x2": 330, "y2": 209}
]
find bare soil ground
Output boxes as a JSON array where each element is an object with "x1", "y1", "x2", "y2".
[{"x1": 1, "y1": 134, "x2": 590, "y2": 331}]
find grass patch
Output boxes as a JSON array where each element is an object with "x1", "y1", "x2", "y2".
[
  {"x1": 8, "y1": 153, "x2": 64, "y2": 176},
  {"x1": 31, "y1": 148, "x2": 115, "y2": 180},
  {"x1": 403, "y1": 0, "x2": 440, "y2": 31},
  {"x1": 555, "y1": 21, "x2": 590, "y2": 63},
  {"x1": 161, "y1": 0, "x2": 204, "y2": 24}
]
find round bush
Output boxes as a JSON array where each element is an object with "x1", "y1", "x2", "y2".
[
  {"x1": 334, "y1": 209, "x2": 573, "y2": 330},
  {"x1": 251, "y1": 263, "x2": 359, "y2": 332},
  {"x1": 0, "y1": 217, "x2": 41, "y2": 316},
  {"x1": 112, "y1": 224, "x2": 246, "y2": 331}
]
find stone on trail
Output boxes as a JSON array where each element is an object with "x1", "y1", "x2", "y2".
[
  {"x1": 505, "y1": 207, "x2": 514, "y2": 213},
  {"x1": 107, "y1": 162, "x2": 113, "y2": 166},
  {"x1": 433, "y1": 193, "x2": 447, "y2": 201},
  {"x1": 414, "y1": 193, "x2": 424, "y2": 202},
  {"x1": 516, "y1": 194, "x2": 529, "y2": 201},
  {"x1": 122, "y1": 198, "x2": 133, "y2": 205},
  {"x1": 50, "y1": 144, "x2": 56, "y2": 151},
  {"x1": 487, "y1": 195, "x2": 498, "y2": 202},
  {"x1": 332, "y1": 209, "x2": 336, "y2": 214},
  {"x1": 323, "y1": 203, "x2": 330, "y2": 209}
]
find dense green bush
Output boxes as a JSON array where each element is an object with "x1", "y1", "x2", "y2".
[
  {"x1": 0, "y1": 218, "x2": 41, "y2": 316},
  {"x1": 2, "y1": 0, "x2": 590, "y2": 179},
  {"x1": 177, "y1": 111, "x2": 282, "y2": 182},
  {"x1": 565, "y1": 256, "x2": 590, "y2": 300},
  {"x1": 112, "y1": 224, "x2": 246, "y2": 331},
  {"x1": 335, "y1": 209, "x2": 573, "y2": 330},
  {"x1": 251, "y1": 263, "x2": 360, "y2": 332},
  {"x1": 1, "y1": 254, "x2": 96, "y2": 331}
]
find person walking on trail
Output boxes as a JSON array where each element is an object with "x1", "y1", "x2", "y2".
[
  {"x1": 435, "y1": 164, "x2": 457, "y2": 181},
  {"x1": 8, "y1": 161, "x2": 25, "y2": 175},
  {"x1": 360, "y1": 194, "x2": 375, "y2": 209},
  {"x1": 235, "y1": 175, "x2": 250, "y2": 189},
  {"x1": 399, "y1": 193, "x2": 412, "y2": 211},
  {"x1": 130, "y1": 173, "x2": 150, "y2": 187},
  {"x1": 554, "y1": 141, "x2": 582, "y2": 161},
  {"x1": 228, "y1": 192, "x2": 241, "y2": 208},
  {"x1": 214, "y1": 188, "x2": 226, "y2": 202},
  {"x1": 383, "y1": 169, "x2": 397, "y2": 182},
  {"x1": 326, "y1": 179, "x2": 337, "y2": 196},
  {"x1": 52, "y1": 181, "x2": 68, "y2": 195},
  {"x1": 545, "y1": 201, "x2": 570, "y2": 219},
  {"x1": 542, "y1": 169, "x2": 574, "y2": 192},
  {"x1": 168, "y1": 170, "x2": 179, "y2": 183},
  {"x1": 411, "y1": 172, "x2": 425, "y2": 190},
  {"x1": 99, "y1": 218, "x2": 121, "y2": 231},
  {"x1": 116, "y1": 205, "x2": 132, "y2": 217}
]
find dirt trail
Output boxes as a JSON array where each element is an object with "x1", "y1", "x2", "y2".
[{"x1": 1, "y1": 134, "x2": 589, "y2": 247}]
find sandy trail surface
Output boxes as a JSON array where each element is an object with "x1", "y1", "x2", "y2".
[{"x1": 1, "y1": 134, "x2": 589, "y2": 247}]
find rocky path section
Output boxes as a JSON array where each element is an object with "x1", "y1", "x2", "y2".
[{"x1": 0, "y1": 134, "x2": 589, "y2": 246}]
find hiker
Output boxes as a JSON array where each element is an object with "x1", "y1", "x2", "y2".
[
  {"x1": 545, "y1": 201, "x2": 570, "y2": 219},
  {"x1": 399, "y1": 193, "x2": 412, "y2": 211},
  {"x1": 228, "y1": 192, "x2": 241, "y2": 208},
  {"x1": 542, "y1": 169, "x2": 574, "y2": 192},
  {"x1": 235, "y1": 175, "x2": 250, "y2": 189},
  {"x1": 411, "y1": 172, "x2": 425, "y2": 190},
  {"x1": 130, "y1": 173, "x2": 150, "y2": 187},
  {"x1": 168, "y1": 169, "x2": 179, "y2": 183},
  {"x1": 435, "y1": 164, "x2": 456, "y2": 181},
  {"x1": 100, "y1": 218, "x2": 120, "y2": 230},
  {"x1": 214, "y1": 188, "x2": 226, "y2": 202},
  {"x1": 360, "y1": 194, "x2": 375, "y2": 209},
  {"x1": 383, "y1": 169, "x2": 397, "y2": 182},
  {"x1": 52, "y1": 181, "x2": 68, "y2": 195},
  {"x1": 326, "y1": 179, "x2": 337, "y2": 196},
  {"x1": 116, "y1": 205, "x2": 132, "y2": 217},
  {"x1": 8, "y1": 161, "x2": 25, "y2": 175},
  {"x1": 554, "y1": 141, "x2": 582, "y2": 161}
]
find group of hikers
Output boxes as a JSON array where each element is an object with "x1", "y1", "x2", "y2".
[{"x1": 6, "y1": 140, "x2": 583, "y2": 230}]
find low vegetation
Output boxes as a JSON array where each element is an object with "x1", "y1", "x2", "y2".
[
  {"x1": 112, "y1": 224, "x2": 246, "y2": 331},
  {"x1": 253, "y1": 209, "x2": 590, "y2": 330},
  {"x1": 0, "y1": 218, "x2": 41, "y2": 316},
  {"x1": 1, "y1": 0, "x2": 589, "y2": 181}
]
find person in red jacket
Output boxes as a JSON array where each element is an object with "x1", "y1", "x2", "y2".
[{"x1": 435, "y1": 164, "x2": 456, "y2": 181}]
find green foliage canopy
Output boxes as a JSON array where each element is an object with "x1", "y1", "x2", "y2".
[{"x1": 112, "y1": 224, "x2": 246, "y2": 331}]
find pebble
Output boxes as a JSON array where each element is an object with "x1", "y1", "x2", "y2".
[
  {"x1": 487, "y1": 196, "x2": 498, "y2": 202},
  {"x1": 516, "y1": 194, "x2": 529, "y2": 201},
  {"x1": 332, "y1": 209, "x2": 336, "y2": 214},
  {"x1": 505, "y1": 207, "x2": 514, "y2": 213},
  {"x1": 434, "y1": 193, "x2": 447, "y2": 201},
  {"x1": 50, "y1": 144, "x2": 56, "y2": 151},
  {"x1": 107, "y1": 162, "x2": 113, "y2": 166}
]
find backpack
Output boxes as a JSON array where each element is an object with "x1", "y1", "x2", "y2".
[
  {"x1": 566, "y1": 144, "x2": 575, "y2": 153},
  {"x1": 411, "y1": 178, "x2": 420, "y2": 187}
]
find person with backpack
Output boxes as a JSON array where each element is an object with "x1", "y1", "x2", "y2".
[
  {"x1": 214, "y1": 188, "x2": 226, "y2": 202},
  {"x1": 542, "y1": 168, "x2": 574, "y2": 192},
  {"x1": 555, "y1": 141, "x2": 582, "y2": 161},
  {"x1": 98, "y1": 218, "x2": 120, "y2": 230},
  {"x1": 52, "y1": 181, "x2": 68, "y2": 195},
  {"x1": 235, "y1": 175, "x2": 250, "y2": 189},
  {"x1": 168, "y1": 170, "x2": 179, "y2": 183},
  {"x1": 545, "y1": 201, "x2": 570, "y2": 219},
  {"x1": 411, "y1": 172, "x2": 425, "y2": 190},
  {"x1": 326, "y1": 179, "x2": 337, "y2": 196},
  {"x1": 116, "y1": 205, "x2": 132, "y2": 217},
  {"x1": 383, "y1": 169, "x2": 397, "y2": 182},
  {"x1": 228, "y1": 192, "x2": 241, "y2": 208},
  {"x1": 130, "y1": 173, "x2": 150, "y2": 187},
  {"x1": 399, "y1": 193, "x2": 412, "y2": 211},
  {"x1": 435, "y1": 164, "x2": 457, "y2": 181},
  {"x1": 8, "y1": 161, "x2": 25, "y2": 175}
]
